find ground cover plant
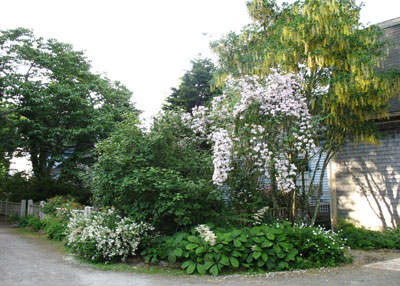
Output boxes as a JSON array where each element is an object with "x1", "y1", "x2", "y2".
[
  {"x1": 141, "y1": 222, "x2": 348, "y2": 276},
  {"x1": 337, "y1": 220, "x2": 400, "y2": 250}
]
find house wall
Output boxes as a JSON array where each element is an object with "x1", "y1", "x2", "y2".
[
  {"x1": 332, "y1": 120, "x2": 400, "y2": 230},
  {"x1": 330, "y1": 17, "x2": 400, "y2": 231}
]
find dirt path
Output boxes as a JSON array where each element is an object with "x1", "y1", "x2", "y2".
[{"x1": 1, "y1": 217, "x2": 400, "y2": 286}]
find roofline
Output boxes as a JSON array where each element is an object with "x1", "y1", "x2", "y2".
[{"x1": 375, "y1": 17, "x2": 400, "y2": 29}]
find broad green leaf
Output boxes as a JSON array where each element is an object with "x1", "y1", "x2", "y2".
[
  {"x1": 186, "y1": 243, "x2": 198, "y2": 250},
  {"x1": 273, "y1": 244, "x2": 281, "y2": 253},
  {"x1": 277, "y1": 252, "x2": 286, "y2": 259},
  {"x1": 187, "y1": 263, "x2": 196, "y2": 274},
  {"x1": 278, "y1": 261, "x2": 289, "y2": 270},
  {"x1": 168, "y1": 253, "x2": 176, "y2": 264},
  {"x1": 279, "y1": 242, "x2": 292, "y2": 250},
  {"x1": 188, "y1": 236, "x2": 200, "y2": 243},
  {"x1": 210, "y1": 264, "x2": 219, "y2": 276},
  {"x1": 181, "y1": 260, "x2": 192, "y2": 269},
  {"x1": 230, "y1": 256, "x2": 239, "y2": 268},
  {"x1": 231, "y1": 229, "x2": 242, "y2": 238},
  {"x1": 261, "y1": 240, "x2": 273, "y2": 248},
  {"x1": 253, "y1": 251, "x2": 262, "y2": 259},
  {"x1": 261, "y1": 253, "x2": 268, "y2": 262},
  {"x1": 266, "y1": 233, "x2": 275, "y2": 240},
  {"x1": 219, "y1": 255, "x2": 230, "y2": 266},
  {"x1": 197, "y1": 263, "x2": 206, "y2": 275},
  {"x1": 286, "y1": 248, "x2": 299, "y2": 261},
  {"x1": 233, "y1": 239, "x2": 242, "y2": 247},
  {"x1": 174, "y1": 248, "x2": 183, "y2": 257},
  {"x1": 232, "y1": 250, "x2": 241, "y2": 257},
  {"x1": 204, "y1": 261, "x2": 214, "y2": 270}
]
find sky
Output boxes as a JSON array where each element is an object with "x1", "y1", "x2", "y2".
[{"x1": 1, "y1": 0, "x2": 400, "y2": 123}]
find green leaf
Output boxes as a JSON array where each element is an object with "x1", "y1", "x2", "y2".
[
  {"x1": 195, "y1": 246, "x2": 205, "y2": 255},
  {"x1": 253, "y1": 251, "x2": 262, "y2": 259},
  {"x1": 197, "y1": 263, "x2": 206, "y2": 275},
  {"x1": 278, "y1": 261, "x2": 289, "y2": 270},
  {"x1": 232, "y1": 250, "x2": 241, "y2": 257},
  {"x1": 233, "y1": 239, "x2": 242, "y2": 247},
  {"x1": 261, "y1": 253, "x2": 268, "y2": 262},
  {"x1": 231, "y1": 229, "x2": 242, "y2": 238},
  {"x1": 273, "y1": 244, "x2": 282, "y2": 253},
  {"x1": 174, "y1": 248, "x2": 183, "y2": 257},
  {"x1": 286, "y1": 248, "x2": 299, "y2": 261},
  {"x1": 261, "y1": 240, "x2": 273, "y2": 248},
  {"x1": 168, "y1": 252, "x2": 176, "y2": 264},
  {"x1": 266, "y1": 233, "x2": 275, "y2": 240},
  {"x1": 204, "y1": 261, "x2": 214, "y2": 270},
  {"x1": 271, "y1": 228, "x2": 283, "y2": 235},
  {"x1": 230, "y1": 256, "x2": 239, "y2": 268},
  {"x1": 219, "y1": 255, "x2": 230, "y2": 266},
  {"x1": 181, "y1": 260, "x2": 192, "y2": 269},
  {"x1": 187, "y1": 263, "x2": 196, "y2": 274},
  {"x1": 188, "y1": 236, "x2": 200, "y2": 243},
  {"x1": 279, "y1": 242, "x2": 292, "y2": 250},
  {"x1": 210, "y1": 264, "x2": 219, "y2": 276},
  {"x1": 186, "y1": 243, "x2": 198, "y2": 250}
]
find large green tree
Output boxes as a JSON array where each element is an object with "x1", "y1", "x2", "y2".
[
  {"x1": 163, "y1": 57, "x2": 222, "y2": 112},
  {"x1": 0, "y1": 28, "x2": 137, "y2": 183},
  {"x1": 211, "y1": 0, "x2": 400, "y2": 223}
]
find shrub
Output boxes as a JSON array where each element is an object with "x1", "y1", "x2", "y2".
[
  {"x1": 65, "y1": 208, "x2": 153, "y2": 262},
  {"x1": 42, "y1": 215, "x2": 67, "y2": 241},
  {"x1": 337, "y1": 219, "x2": 400, "y2": 250},
  {"x1": 91, "y1": 114, "x2": 225, "y2": 234},
  {"x1": 41, "y1": 195, "x2": 84, "y2": 216},
  {"x1": 288, "y1": 222, "x2": 348, "y2": 268},
  {"x1": 141, "y1": 222, "x2": 348, "y2": 276},
  {"x1": 18, "y1": 215, "x2": 44, "y2": 231}
]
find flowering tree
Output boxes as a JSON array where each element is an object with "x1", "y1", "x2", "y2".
[
  {"x1": 212, "y1": 0, "x2": 400, "y2": 224},
  {"x1": 183, "y1": 69, "x2": 316, "y2": 220}
]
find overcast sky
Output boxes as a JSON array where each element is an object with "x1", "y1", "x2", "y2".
[{"x1": 1, "y1": 0, "x2": 400, "y2": 122}]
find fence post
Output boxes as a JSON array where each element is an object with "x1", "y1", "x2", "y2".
[
  {"x1": 39, "y1": 201, "x2": 45, "y2": 220},
  {"x1": 84, "y1": 206, "x2": 92, "y2": 218},
  {"x1": 20, "y1": 200, "x2": 26, "y2": 217},
  {"x1": 5, "y1": 200, "x2": 9, "y2": 216},
  {"x1": 27, "y1": 199, "x2": 33, "y2": 215}
]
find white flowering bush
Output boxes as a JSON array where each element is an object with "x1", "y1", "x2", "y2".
[
  {"x1": 182, "y1": 69, "x2": 317, "y2": 216},
  {"x1": 65, "y1": 208, "x2": 154, "y2": 262}
]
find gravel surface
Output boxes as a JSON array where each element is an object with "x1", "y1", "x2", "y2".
[{"x1": 1, "y1": 216, "x2": 399, "y2": 286}]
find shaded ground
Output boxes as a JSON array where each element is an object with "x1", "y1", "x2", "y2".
[{"x1": 1, "y1": 216, "x2": 399, "y2": 286}]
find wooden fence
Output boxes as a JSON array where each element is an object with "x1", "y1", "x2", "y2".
[{"x1": 0, "y1": 200, "x2": 46, "y2": 219}]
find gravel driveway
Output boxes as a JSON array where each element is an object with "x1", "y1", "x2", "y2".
[{"x1": 1, "y1": 217, "x2": 399, "y2": 286}]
